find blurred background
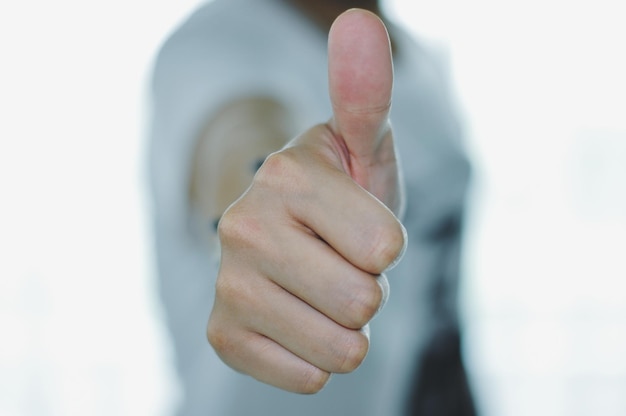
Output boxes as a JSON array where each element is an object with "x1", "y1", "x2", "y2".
[{"x1": 1, "y1": 0, "x2": 624, "y2": 415}]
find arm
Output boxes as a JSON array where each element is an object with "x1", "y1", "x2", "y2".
[{"x1": 189, "y1": 97, "x2": 294, "y2": 228}]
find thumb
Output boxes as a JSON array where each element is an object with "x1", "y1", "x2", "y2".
[{"x1": 328, "y1": 9, "x2": 393, "y2": 164}]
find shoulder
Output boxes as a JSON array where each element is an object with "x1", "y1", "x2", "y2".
[
  {"x1": 150, "y1": 0, "x2": 329, "y2": 129},
  {"x1": 152, "y1": 0, "x2": 321, "y2": 88}
]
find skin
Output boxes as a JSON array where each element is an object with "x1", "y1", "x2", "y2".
[
  {"x1": 189, "y1": 0, "x2": 389, "y2": 224},
  {"x1": 282, "y1": 0, "x2": 382, "y2": 31},
  {"x1": 189, "y1": 97, "x2": 294, "y2": 223},
  {"x1": 194, "y1": 8, "x2": 406, "y2": 394}
]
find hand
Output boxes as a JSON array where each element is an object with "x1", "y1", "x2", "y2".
[{"x1": 207, "y1": 9, "x2": 407, "y2": 394}]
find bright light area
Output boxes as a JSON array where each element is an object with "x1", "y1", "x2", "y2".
[
  {"x1": 386, "y1": 0, "x2": 626, "y2": 414},
  {"x1": 0, "y1": 1, "x2": 203, "y2": 414},
  {"x1": 1, "y1": 0, "x2": 625, "y2": 415}
]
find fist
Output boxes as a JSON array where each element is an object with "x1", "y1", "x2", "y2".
[{"x1": 207, "y1": 9, "x2": 406, "y2": 394}]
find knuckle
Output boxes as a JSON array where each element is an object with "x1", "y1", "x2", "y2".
[
  {"x1": 253, "y1": 148, "x2": 316, "y2": 202},
  {"x1": 343, "y1": 279, "x2": 383, "y2": 329},
  {"x1": 296, "y1": 366, "x2": 331, "y2": 394},
  {"x1": 254, "y1": 149, "x2": 302, "y2": 189},
  {"x1": 217, "y1": 207, "x2": 262, "y2": 249},
  {"x1": 364, "y1": 220, "x2": 407, "y2": 274},
  {"x1": 334, "y1": 330, "x2": 369, "y2": 373},
  {"x1": 206, "y1": 282, "x2": 246, "y2": 359},
  {"x1": 206, "y1": 320, "x2": 233, "y2": 357}
]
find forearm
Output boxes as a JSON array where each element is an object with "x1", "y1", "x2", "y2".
[{"x1": 188, "y1": 96, "x2": 294, "y2": 227}]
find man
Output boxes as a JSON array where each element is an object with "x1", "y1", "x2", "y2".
[{"x1": 149, "y1": 1, "x2": 476, "y2": 414}]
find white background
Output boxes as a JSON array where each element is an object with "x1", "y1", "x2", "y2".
[{"x1": 1, "y1": 0, "x2": 625, "y2": 415}]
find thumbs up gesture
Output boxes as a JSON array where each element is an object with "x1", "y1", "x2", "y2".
[{"x1": 207, "y1": 9, "x2": 407, "y2": 394}]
